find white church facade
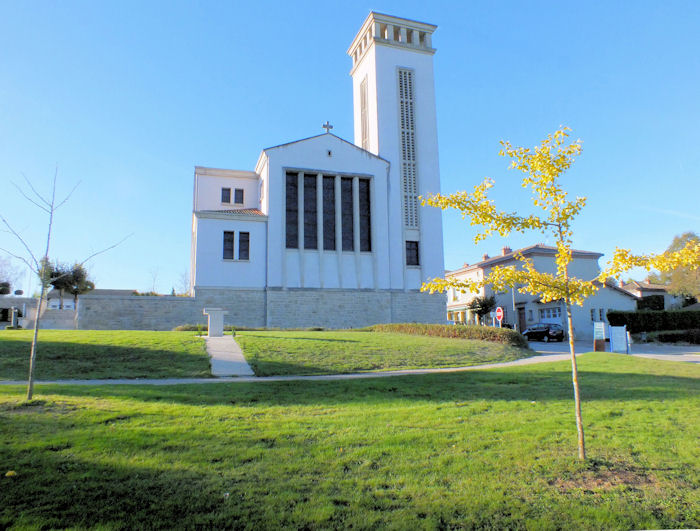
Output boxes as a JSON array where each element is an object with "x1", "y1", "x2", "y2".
[{"x1": 188, "y1": 12, "x2": 445, "y2": 328}]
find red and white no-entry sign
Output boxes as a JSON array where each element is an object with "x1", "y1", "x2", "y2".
[{"x1": 495, "y1": 307, "x2": 504, "y2": 322}]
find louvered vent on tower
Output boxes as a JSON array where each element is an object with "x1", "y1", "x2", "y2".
[{"x1": 398, "y1": 68, "x2": 418, "y2": 228}]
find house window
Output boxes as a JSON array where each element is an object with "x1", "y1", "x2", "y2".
[
  {"x1": 285, "y1": 172, "x2": 298, "y2": 249},
  {"x1": 528, "y1": 310, "x2": 533, "y2": 321},
  {"x1": 221, "y1": 187, "x2": 231, "y2": 203},
  {"x1": 238, "y1": 232, "x2": 249, "y2": 260},
  {"x1": 234, "y1": 188, "x2": 244, "y2": 204},
  {"x1": 539, "y1": 307, "x2": 561, "y2": 320},
  {"x1": 223, "y1": 231, "x2": 234, "y2": 260},
  {"x1": 590, "y1": 309, "x2": 596, "y2": 321},
  {"x1": 599, "y1": 308, "x2": 604, "y2": 321},
  {"x1": 406, "y1": 241, "x2": 419, "y2": 266},
  {"x1": 303, "y1": 175, "x2": 317, "y2": 249},
  {"x1": 322, "y1": 176, "x2": 335, "y2": 250},
  {"x1": 359, "y1": 179, "x2": 371, "y2": 252},
  {"x1": 341, "y1": 177, "x2": 354, "y2": 251}
]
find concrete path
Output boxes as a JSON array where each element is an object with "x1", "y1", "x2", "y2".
[
  {"x1": 0, "y1": 348, "x2": 697, "y2": 387},
  {"x1": 0, "y1": 352, "x2": 574, "y2": 386},
  {"x1": 205, "y1": 336, "x2": 254, "y2": 376},
  {"x1": 534, "y1": 340, "x2": 700, "y2": 363}
]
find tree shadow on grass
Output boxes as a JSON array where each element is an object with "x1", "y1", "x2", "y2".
[
  {"x1": 0, "y1": 444, "x2": 246, "y2": 529},
  {"x1": 31, "y1": 366, "x2": 700, "y2": 408},
  {"x1": 0, "y1": 339, "x2": 211, "y2": 380}
]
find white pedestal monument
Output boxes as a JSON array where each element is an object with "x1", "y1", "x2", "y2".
[{"x1": 203, "y1": 308, "x2": 227, "y2": 337}]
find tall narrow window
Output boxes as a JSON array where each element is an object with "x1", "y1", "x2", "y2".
[
  {"x1": 304, "y1": 175, "x2": 317, "y2": 249},
  {"x1": 238, "y1": 232, "x2": 249, "y2": 260},
  {"x1": 360, "y1": 77, "x2": 369, "y2": 150},
  {"x1": 359, "y1": 179, "x2": 371, "y2": 252},
  {"x1": 234, "y1": 188, "x2": 244, "y2": 204},
  {"x1": 323, "y1": 176, "x2": 336, "y2": 250},
  {"x1": 223, "y1": 231, "x2": 234, "y2": 260},
  {"x1": 406, "y1": 241, "x2": 419, "y2": 266},
  {"x1": 398, "y1": 69, "x2": 418, "y2": 228},
  {"x1": 341, "y1": 177, "x2": 354, "y2": 251},
  {"x1": 285, "y1": 172, "x2": 298, "y2": 249},
  {"x1": 221, "y1": 187, "x2": 231, "y2": 203}
]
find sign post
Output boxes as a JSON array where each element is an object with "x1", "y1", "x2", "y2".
[
  {"x1": 610, "y1": 325, "x2": 629, "y2": 354},
  {"x1": 593, "y1": 321, "x2": 606, "y2": 352},
  {"x1": 495, "y1": 307, "x2": 503, "y2": 328}
]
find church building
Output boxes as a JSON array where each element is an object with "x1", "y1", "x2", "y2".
[{"x1": 190, "y1": 12, "x2": 445, "y2": 328}]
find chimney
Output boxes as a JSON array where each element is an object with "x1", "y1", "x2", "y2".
[
  {"x1": 482, "y1": 253, "x2": 489, "y2": 261},
  {"x1": 619, "y1": 279, "x2": 624, "y2": 288},
  {"x1": 502, "y1": 246, "x2": 511, "y2": 256},
  {"x1": 462, "y1": 262, "x2": 469, "y2": 268}
]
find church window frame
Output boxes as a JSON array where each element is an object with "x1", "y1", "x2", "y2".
[
  {"x1": 303, "y1": 175, "x2": 318, "y2": 249},
  {"x1": 221, "y1": 187, "x2": 231, "y2": 204},
  {"x1": 341, "y1": 177, "x2": 354, "y2": 251},
  {"x1": 406, "y1": 240, "x2": 419, "y2": 266},
  {"x1": 238, "y1": 231, "x2": 250, "y2": 261},
  {"x1": 285, "y1": 172, "x2": 299, "y2": 249},
  {"x1": 322, "y1": 176, "x2": 336, "y2": 250},
  {"x1": 223, "y1": 231, "x2": 234, "y2": 260},
  {"x1": 234, "y1": 188, "x2": 244, "y2": 205},
  {"x1": 358, "y1": 178, "x2": 371, "y2": 252}
]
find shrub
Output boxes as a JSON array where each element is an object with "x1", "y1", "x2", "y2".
[
  {"x1": 367, "y1": 323, "x2": 529, "y2": 348},
  {"x1": 607, "y1": 310, "x2": 700, "y2": 333},
  {"x1": 637, "y1": 294, "x2": 665, "y2": 311},
  {"x1": 651, "y1": 329, "x2": 700, "y2": 344}
]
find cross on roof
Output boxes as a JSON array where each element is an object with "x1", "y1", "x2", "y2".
[{"x1": 322, "y1": 121, "x2": 333, "y2": 133}]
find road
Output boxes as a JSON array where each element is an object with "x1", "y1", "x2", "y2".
[{"x1": 533, "y1": 340, "x2": 700, "y2": 363}]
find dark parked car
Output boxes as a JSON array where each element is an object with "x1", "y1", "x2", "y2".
[{"x1": 522, "y1": 323, "x2": 565, "y2": 342}]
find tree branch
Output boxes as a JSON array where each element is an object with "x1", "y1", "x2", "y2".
[
  {"x1": 12, "y1": 182, "x2": 50, "y2": 213},
  {"x1": 77, "y1": 233, "x2": 134, "y2": 268},
  {"x1": 0, "y1": 214, "x2": 39, "y2": 271},
  {"x1": 54, "y1": 180, "x2": 81, "y2": 211},
  {"x1": 20, "y1": 172, "x2": 51, "y2": 207},
  {"x1": 0, "y1": 247, "x2": 38, "y2": 274}
]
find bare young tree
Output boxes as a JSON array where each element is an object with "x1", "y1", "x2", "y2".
[{"x1": 0, "y1": 169, "x2": 128, "y2": 400}]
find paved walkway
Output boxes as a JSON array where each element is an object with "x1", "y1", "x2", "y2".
[
  {"x1": 534, "y1": 340, "x2": 700, "y2": 363},
  {"x1": 205, "y1": 336, "x2": 254, "y2": 376},
  {"x1": 1, "y1": 347, "x2": 698, "y2": 387}
]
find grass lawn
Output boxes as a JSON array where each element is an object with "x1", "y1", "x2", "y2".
[
  {"x1": 0, "y1": 330, "x2": 212, "y2": 380},
  {"x1": 1, "y1": 353, "x2": 698, "y2": 529},
  {"x1": 237, "y1": 330, "x2": 531, "y2": 376}
]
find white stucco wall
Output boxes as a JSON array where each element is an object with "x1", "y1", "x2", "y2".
[
  {"x1": 193, "y1": 215, "x2": 267, "y2": 288},
  {"x1": 261, "y1": 135, "x2": 392, "y2": 291},
  {"x1": 194, "y1": 169, "x2": 261, "y2": 211},
  {"x1": 351, "y1": 32, "x2": 444, "y2": 291}
]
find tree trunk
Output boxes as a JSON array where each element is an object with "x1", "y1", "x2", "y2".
[
  {"x1": 566, "y1": 302, "x2": 586, "y2": 460},
  {"x1": 26, "y1": 284, "x2": 47, "y2": 401},
  {"x1": 59, "y1": 288, "x2": 64, "y2": 309}
]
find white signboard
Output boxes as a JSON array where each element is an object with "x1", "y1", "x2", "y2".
[
  {"x1": 610, "y1": 325, "x2": 629, "y2": 354},
  {"x1": 593, "y1": 322, "x2": 606, "y2": 340}
]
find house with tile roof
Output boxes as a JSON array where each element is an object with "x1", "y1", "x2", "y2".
[
  {"x1": 619, "y1": 279, "x2": 683, "y2": 310},
  {"x1": 445, "y1": 244, "x2": 639, "y2": 340}
]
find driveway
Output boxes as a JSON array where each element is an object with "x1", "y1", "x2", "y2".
[{"x1": 532, "y1": 339, "x2": 700, "y2": 363}]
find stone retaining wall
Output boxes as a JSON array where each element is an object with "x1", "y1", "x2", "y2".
[{"x1": 76, "y1": 288, "x2": 445, "y2": 330}]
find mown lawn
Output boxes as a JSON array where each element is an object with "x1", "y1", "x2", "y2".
[
  {"x1": 1, "y1": 354, "x2": 698, "y2": 529},
  {"x1": 0, "y1": 330, "x2": 212, "y2": 380},
  {"x1": 237, "y1": 330, "x2": 531, "y2": 376}
]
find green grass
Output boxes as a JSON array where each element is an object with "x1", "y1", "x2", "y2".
[
  {"x1": 0, "y1": 330, "x2": 212, "y2": 380},
  {"x1": 0, "y1": 354, "x2": 698, "y2": 529},
  {"x1": 237, "y1": 330, "x2": 532, "y2": 376}
]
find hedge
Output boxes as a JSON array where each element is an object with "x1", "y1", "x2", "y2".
[
  {"x1": 653, "y1": 329, "x2": 700, "y2": 344},
  {"x1": 607, "y1": 310, "x2": 700, "y2": 333},
  {"x1": 367, "y1": 323, "x2": 529, "y2": 348}
]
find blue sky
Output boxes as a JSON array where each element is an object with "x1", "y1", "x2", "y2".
[{"x1": 1, "y1": 1, "x2": 698, "y2": 293}]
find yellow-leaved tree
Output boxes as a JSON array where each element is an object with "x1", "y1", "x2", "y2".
[{"x1": 421, "y1": 127, "x2": 700, "y2": 460}]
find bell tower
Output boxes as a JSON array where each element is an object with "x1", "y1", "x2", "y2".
[{"x1": 347, "y1": 12, "x2": 444, "y2": 290}]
